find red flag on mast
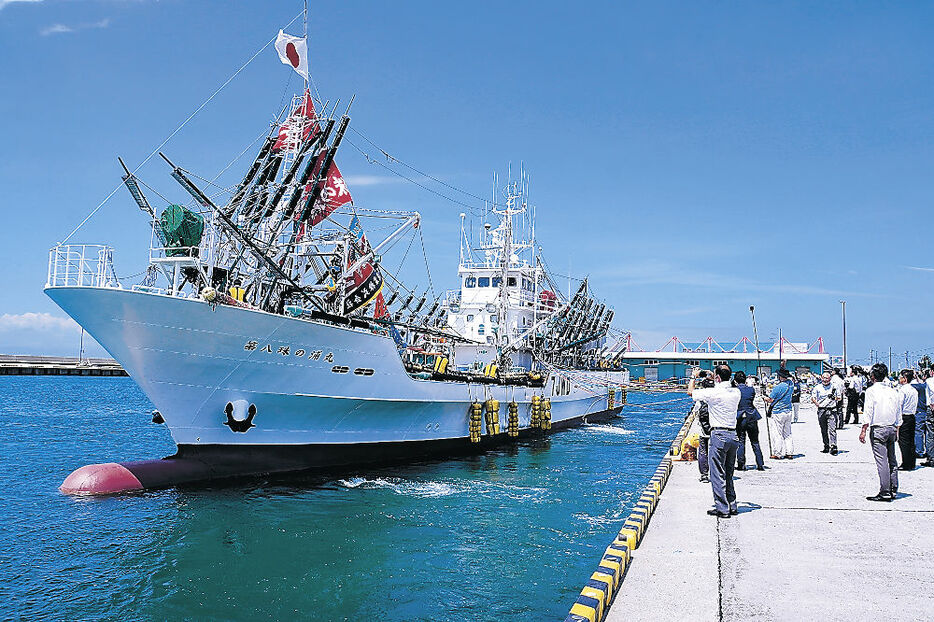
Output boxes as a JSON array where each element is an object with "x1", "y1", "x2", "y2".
[
  {"x1": 298, "y1": 151, "x2": 352, "y2": 226},
  {"x1": 273, "y1": 92, "x2": 319, "y2": 152}
]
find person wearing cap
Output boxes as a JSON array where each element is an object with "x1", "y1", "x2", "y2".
[
  {"x1": 860, "y1": 363, "x2": 902, "y2": 501},
  {"x1": 764, "y1": 368, "x2": 796, "y2": 459},
  {"x1": 688, "y1": 364, "x2": 741, "y2": 518}
]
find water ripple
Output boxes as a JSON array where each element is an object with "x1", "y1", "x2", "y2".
[{"x1": 0, "y1": 377, "x2": 688, "y2": 621}]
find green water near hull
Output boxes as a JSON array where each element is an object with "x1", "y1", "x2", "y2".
[{"x1": 0, "y1": 377, "x2": 688, "y2": 620}]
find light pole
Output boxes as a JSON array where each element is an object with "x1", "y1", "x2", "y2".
[
  {"x1": 750, "y1": 305, "x2": 773, "y2": 455},
  {"x1": 840, "y1": 300, "x2": 847, "y2": 372}
]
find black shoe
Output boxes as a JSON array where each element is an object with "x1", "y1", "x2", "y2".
[
  {"x1": 891, "y1": 490, "x2": 898, "y2": 499},
  {"x1": 922, "y1": 461, "x2": 934, "y2": 468},
  {"x1": 866, "y1": 493, "x2": 893, "y2": 502},
  {"x1": 898, "y1": 466, "x2": 912, "y2": 471},
  {"x1": 756, "y1": 466, "x2": 765, "y2": 471},
  {"x1": 821, "y1": 447, "x2": 829, "y2": 453},
  {"x1": 700, "y1": 475, "x2": 709, "y2": 483},
  {"x1": 736, "y1": 465, "x2": 745, "y2": 471},
  {"x1": 707, "y1": 509, "x2": 731, "y2": 518},
  {"x1": 830, "y1": 447, "x2": 838, "y2": 456},
  {"x1": 729, "y1": 508, "x2": 738, "y2": 515}
]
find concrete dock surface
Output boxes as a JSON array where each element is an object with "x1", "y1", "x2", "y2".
[{"x1": 606, "y1": 401, "x2": 934, "y2": 622}]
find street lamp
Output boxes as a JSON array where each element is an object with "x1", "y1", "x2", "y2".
[{"x1": 840, "y1": 300, "x2": 847, "y2": 372}]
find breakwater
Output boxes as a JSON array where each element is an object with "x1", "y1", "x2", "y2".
[{"x1": 0, "y1": 355, "x2": 126, "y2": 376}]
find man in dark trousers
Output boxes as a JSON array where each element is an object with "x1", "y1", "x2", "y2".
[
  {"x1": 845, "y1": 366, "x2": 862, "y2": 424},
  {"x1": 688, "y1": 364, "x2": 741, "y2": 518},
  {"x1": 734, "y1": 371, "x2": 765, "y2": 471},
  {"x1": 897, "y1": 369, "x2": 919, "y2": 470}
]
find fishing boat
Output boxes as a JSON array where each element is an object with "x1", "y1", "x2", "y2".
[{"x1": 47, "y1": 26, "x2": 629, "y2": 494}]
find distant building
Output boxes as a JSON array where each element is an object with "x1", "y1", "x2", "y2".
[{"x1": 620, "y1": 335, "x2": 829, "y2": 381}]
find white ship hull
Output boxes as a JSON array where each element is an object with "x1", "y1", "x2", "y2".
[{"x1": 47, "y1": 286, "x2": 627, "y2": 472}]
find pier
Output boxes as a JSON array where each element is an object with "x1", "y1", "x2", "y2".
[
  {"x1": 568, "y1": 401, "x2": 934, "y2": 622},
  {"x1": 0, "y1": 355, "x2": 127, "y2": 376}
]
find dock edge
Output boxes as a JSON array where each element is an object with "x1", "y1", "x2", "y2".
[{"x1": 563, "y1": 407, "x2": 697, "y2": 622}]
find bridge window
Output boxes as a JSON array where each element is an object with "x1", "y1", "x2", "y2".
[
  {"x1": 507, "y1": 277, "x2": 517, "y2": 287},
  {"x1": 492, "y1": 276, "x2": 502, "y2": 287},
  {"x1": 465, "y1": 276, "x2": 476, "y2": 288},
  {"x1": 478, "y1": 277, "x2": 490, "y2": 287}
]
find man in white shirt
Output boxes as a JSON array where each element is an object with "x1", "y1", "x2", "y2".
[
  {"x1": 688, "y1": 364, "x2": 741, "y2": 518},
  {"x1": 844, "y1": 367, "x2": 862, "y2": 424},
  {"x1": 831, "y1": 368, "x2": 846, "y2": 429},
  {"x1": 859, "y1": 363, "x2": 903, "y2": 501},
  {"x1": 897, "y1": 369, "x2": 919, "y2": 470}
]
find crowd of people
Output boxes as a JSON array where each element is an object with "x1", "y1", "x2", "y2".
[{"x1": 686, "y1": 361, "x2": 934, "y2": 516}]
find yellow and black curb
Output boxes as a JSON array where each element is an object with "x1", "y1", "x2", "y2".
[
  {"x1": 669, "y1": 408, "x2": 698, "y2": 457},
  {"x1": 565, "y1": 409, "x2": 694, "y2": 622}
]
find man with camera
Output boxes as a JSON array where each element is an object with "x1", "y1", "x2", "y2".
[
  {"x1": 688, "y1": 364, "x2": 741, "y2": 518},
  {"x1": 812, "y1": 371, "x2": 840, "y2": 455}
]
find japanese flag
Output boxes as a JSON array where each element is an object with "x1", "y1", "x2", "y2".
[{"x1": 275, "y1": 30, "x2": 308, "y2": 80}]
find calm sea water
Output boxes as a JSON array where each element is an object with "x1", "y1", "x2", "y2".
[{"x1": 0, "y1": 377, "x2": 688, "y2": 621}]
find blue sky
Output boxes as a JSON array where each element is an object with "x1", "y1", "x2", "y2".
[{"x1": 0, "y1": 1, "x2": 932, "y2": 366}]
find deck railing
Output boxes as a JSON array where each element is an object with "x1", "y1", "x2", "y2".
[{"x1": 47, "y1": 244, "x2": 120, "y2": 289}]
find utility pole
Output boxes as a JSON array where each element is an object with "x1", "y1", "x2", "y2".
[
  {"x1": 779, "y1": 327, "x2": 783, "y2": 366},
  {"x1": 840, "y1": 300, "x2": 847, "y2": 372}
]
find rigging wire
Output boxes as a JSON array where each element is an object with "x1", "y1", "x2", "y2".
[
  {"x1": 343, "y1": 137, "x2": 484, "y2": 216},
  {"x1": 394, "y1": 229, "x2": 417, "y2": 275},
  {"x1": 348, "y1": 126, "x2": 506, "y2": 210},
  {"x1": 60, "y1": 10, "x2": 304, "y2": 244},
  {"x1": 418, "y1": 226, "x2": 435, "y2": 299}
]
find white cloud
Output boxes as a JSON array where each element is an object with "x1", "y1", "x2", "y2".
[
  {"x1": 343, "y1": 175, "x2": 407, "y2": 187},
  {"x1": 599, "y1": 259, "x2": 881, "y2": 298},
  {"x1": 0, "y1": 312, "x2": 79, "y2": 332},
  {"x1": 0, "y1": 0, "x2": 43, "y2": 10},
  {"x1": 906, "y1": 265, "x2": 934, "y2": 273},
  {"x1": 40, "y1": 17, "x2": 110, "y2": 36}
]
